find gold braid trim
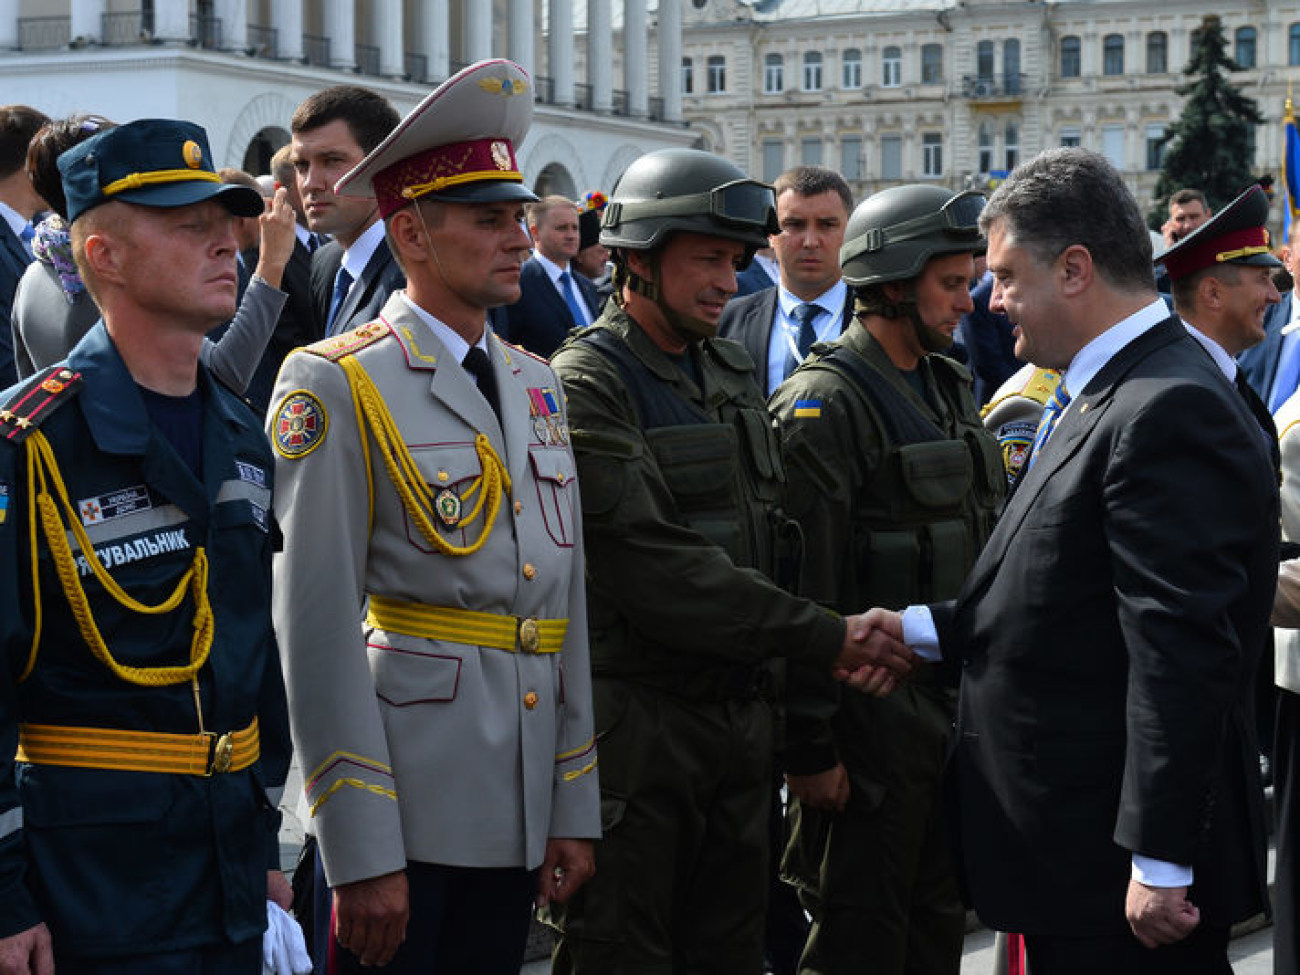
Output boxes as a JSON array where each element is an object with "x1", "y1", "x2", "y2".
[
  {"x1": 21, "y1": 430, "x2": 214, "y2": 686},
  {"x1": 339, "y1": 356, "x2": 511, "y2": 557},
  {"x1": 308, "y1": 776, "x2": 398, "y2": 817}
]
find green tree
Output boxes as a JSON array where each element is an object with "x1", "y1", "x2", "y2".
[{"x1": 1150, "y1": 14, "x2": 1264, "y2": 227}]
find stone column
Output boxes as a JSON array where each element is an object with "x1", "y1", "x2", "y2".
[
  {"x1": 69, "y1": 0, "x2": 105, "y2": 45},
  {"x1": 324, "y1": 0, "x2": 355, "y2": 70},
  {"x1": 549, "y1": 0, "x2": 575, "y2": 105},
  {"x1": 465, "y1": 0, "x2": 492, "y2": 64},
  {"x1": 657, "y1": 0, "x2": 682, "y2": 122},
  {"x1": 624, "y1": 0, "x2": 647, "y2": 116},
  {"x1": 508, "y1": 0, "x2": 532, "y2": 78},
  {"x1": 214, "y1": 0, "x2": 246, "y2": 50},
  {"x1": 588, "y1": 0, "x2": 612, "y2": 113},
  {"x1": 272, "y1": 0, "x2": 303, "y2": 61},
  {"x1": 153, "y1": 0, "x2": 189, "y2": 42},
  {"x1": 373, "y1": 0, "x2": 404, "y2": 77},
  {"x1": 420, "y1": 0, "x2": 449, "y2": 81}
]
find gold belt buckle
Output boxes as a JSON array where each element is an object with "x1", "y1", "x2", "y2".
[
  {"x1": 206, "y1": 732, "x2": 234, "y2": 775},
  {"x1": 518, "y1": 617, "x2": 541, "y2": 653}
]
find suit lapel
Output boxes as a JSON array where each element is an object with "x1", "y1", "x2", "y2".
[
  {"x1": 962, "y1": 317, "x2": 1182, "y2": 596},
  {"x1": 757, "y1": 289, "x2": 780, "y2": 385},
  {"x1": 0, "y1": 222, "x2": 29, "y2": 278},
  {"x1": 336, "y1": 241, "x2": 392, "y2": 331}
]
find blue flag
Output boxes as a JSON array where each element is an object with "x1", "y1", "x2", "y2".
[{"x1": 1284, "y1": 99, "x2": 1300, "y2": 242}]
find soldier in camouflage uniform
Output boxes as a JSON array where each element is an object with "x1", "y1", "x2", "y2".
[
  {"x1": 772, "y1": 185, "x2": 1004, "y2": 975},
  {"x1": 545, "y1": 148, "x2": 916, "y2": 973}
]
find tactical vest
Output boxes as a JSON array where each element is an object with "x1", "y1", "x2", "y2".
[
  {"x1": 578, "y1": 327, "x2": 795, "y2": 586},
  {"x1": 815, "y1": 345, "x2": 1002, "y2": 610}
]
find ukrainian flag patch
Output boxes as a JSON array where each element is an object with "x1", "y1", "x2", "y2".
[
  {"x1": 0, "y1": 482, "x2": 9, "y2": 525},
  {"x1": 793, "y1": 399, "x2": 822, "y2": 418}
]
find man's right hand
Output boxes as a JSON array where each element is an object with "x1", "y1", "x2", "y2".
[
  {"x1": 334, "y1": 870, "x2": 409, "y2": 967},
  {"x1": 834, "y1": 609, "x2": 915, "y2": 681},
  {"x1": 787, "y1": 763, "x2": 850, "y2": 813},
  {"x1": 0, "y1": 922, "x2": 53, "y2": 975}
]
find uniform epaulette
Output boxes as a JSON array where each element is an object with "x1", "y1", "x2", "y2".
[
  {"x1": 0, "y1": 365, "x2": 83, "y2": 444},
  {"x1": 499, "y1": 337, "x2": 548, "y2": 367},
  {"x1": 980, "y1": 367, "x2": 1059, "y2": 419},
  {"x1": 304, "y1": 321, "x2": 392, "y2": 362}
]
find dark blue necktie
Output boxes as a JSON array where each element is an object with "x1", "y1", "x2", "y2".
[
  {"x1": 326, "y1": 266, "x2": 354, "y2": 336},
  {"x1": 18, "y1": 221, "x2": 34, "y2": 258},
  {"x1": 558, "y1": 271, "x2": 588, "y2": 328},
  {"x1": 784, "y1": 302, "x2": 821, "y2": 378}
]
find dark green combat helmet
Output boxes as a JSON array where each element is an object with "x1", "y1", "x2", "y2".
[
  {"x1": 839, "y1": 184, "x2": 986, "y2": 288},
  {"x1": 601, "y1": 148, "x2": 778, "y2": 341},
  {"x1": 601, "y1": 148, "x2": 778, "y2": 255}
]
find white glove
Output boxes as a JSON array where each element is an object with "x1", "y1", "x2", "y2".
[{"x1": 263, "y1": 899, "x2": 313, "y2": 975}]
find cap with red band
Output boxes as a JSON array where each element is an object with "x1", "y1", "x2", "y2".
[
  {"x1": 1154, "y1": 183, "x2": 1282, "y2": 281},
  {"x1": 337, "y1": 59, "x2": 537, "y2": 213}
]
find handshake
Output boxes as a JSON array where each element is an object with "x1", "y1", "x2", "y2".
[{"x1": 831, "y1": 608, "x2": 917, "y2": 697}]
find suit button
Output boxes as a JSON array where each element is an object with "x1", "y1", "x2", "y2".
[
  {"x1": 524, "y1": 691, "x2": 539, "y2": 710},
  {"x1": 523, "y1": 563, "x2": 537, "y2": 580},
  {"x1": 437, "y1": 470, "x2": 450, "y2": 483},
  {"x1": 514, "y1": 501, "x2": 523, "y2": 515}
]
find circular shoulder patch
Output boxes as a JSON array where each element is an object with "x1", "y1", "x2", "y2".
[{"x1": 273, "y1": 390, "x2": 328, "y2": 459}]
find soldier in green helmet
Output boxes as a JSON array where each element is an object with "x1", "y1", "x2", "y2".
[
  {"x1": 771, "y1": 184, "x2": 1005, "y2": 975},
  {"x1": 544, "y1": 148, "x2": 917, "y2": 972}
]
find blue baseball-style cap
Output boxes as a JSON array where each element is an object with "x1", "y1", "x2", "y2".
[{"x1": 58, "y1": 118, "x2": 264, "y2": 224}]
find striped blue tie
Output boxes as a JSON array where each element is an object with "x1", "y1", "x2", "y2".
[{"x1": 1026, "y1": 381, "x2": 1071, "y2": 471}]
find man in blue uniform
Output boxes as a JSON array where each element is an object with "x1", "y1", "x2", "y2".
[{"x1": 0, "y1": 119, "x2": 292, "y2": 974}]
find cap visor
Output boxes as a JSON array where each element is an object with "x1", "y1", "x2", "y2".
[{"x1": 423, "y1": 181, "x2": 538, "y2": 205}]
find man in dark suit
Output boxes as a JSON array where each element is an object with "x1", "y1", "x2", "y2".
[
  {"x1": 718, "y1": 166, "x2": 854, "y2": 395},
  {"x1": 1239, "y1": 217, "x2": 1300, "y2": 410},
  {"x1": 734, "y1": 247, "x2": 779, "y2": 297},
  {"x1": 0, "y1": 105, "x2": 50, "y2": 386},
  {"x1": 959, "y1": 269, "x2": 1020, "y2": 406},
  {"x1": 289, "y1": 85, "x2": 404, "y2": 338},
  {"x1": 857, "y1": 149, "x2": 1277, "y2": 974},
  {"x1": 502, "y1": 195, "x2": 599, "y2": 357}
]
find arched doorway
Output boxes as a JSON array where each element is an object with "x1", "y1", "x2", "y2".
[
  {"x1": 533, "y1": 162, "x2": 577, "y2": 200},
  {"x1": 242, "y1": 126, "x2": 289, "y2": 176}
]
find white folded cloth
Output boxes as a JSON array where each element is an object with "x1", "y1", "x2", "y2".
[{"x1": 263, "y1": 900, "x2": 313, "y2": 975}]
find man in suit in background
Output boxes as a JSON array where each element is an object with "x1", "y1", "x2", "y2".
[
  {"x1": 503, "y1": 195, "x2": 599, "y2": 357},
  {"x1": 735, "y1": 245, "x2": 779, "y2": 297},
  {"x1": 718, "y1": 166, "x2": 854, "y2": 395},
  {"x1": 290, "y1": 85, "x2": 404, "y2": 337},
  {"x1": 0, "y1": 105, "x2": 49, "y2": 386},
  {"x1": 959, "y1": 266, "x2": 1020, "y2": 406},
  {"x1": 858, "y1": 148, "x2": 1277, "y2": 974},
  {"x1": 240, "y1": 145, "x2": 322, "y2": 414},
  {"x1": 1239, "y1": 216, "x2": 1300, "y2": 410}
]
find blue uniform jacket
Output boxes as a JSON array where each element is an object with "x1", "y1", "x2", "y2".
[{"x1": 0, "y1": 323, "x2": 291, "y2": 957}]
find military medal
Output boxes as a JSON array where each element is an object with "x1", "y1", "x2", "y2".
[
  {"x1": 528, "y1": 387, "x2": 557, "y2": 444},
  {"x1": 533, "y1": 415, "x2": 551, "y2": 443},
  {"x1": 436, "y1": 488, "x2": 462, "y2": 527}
]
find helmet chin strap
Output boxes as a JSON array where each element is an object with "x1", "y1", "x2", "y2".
[{"x1": 625, "y1": 253, "x2": 717, "y2": 342}]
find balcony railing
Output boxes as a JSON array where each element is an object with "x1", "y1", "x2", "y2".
[
  {"x1": 189, "y1": 14, "x2": 221, "y2": 50},
  {"x1": 404, "y1": 52, "x2": 428, "y2": 84},
  {"x1": 302, "y1": 32, "x2": 329, "y2": 68},
  {"x1": 102, "y1": 11, "x2": 146, "y2": 46},
  {"x1": 355, "y1": 42, "x2": 379, "y2": 77},
  {"x1": 246, "y1": 23, "x2": 277, "y2": 58},
  {"x1": 18, "y1": 16, "x2": 70, "y2": 51},
  {"x1": 962, "y1": 73, "x2": 1026, "y2": 99}
]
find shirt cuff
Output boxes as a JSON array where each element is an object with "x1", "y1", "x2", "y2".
[
  {"x1": 901, "y1": 605, "x2": 942, "y2": 662},
  {"x1": 1131, "y1": 854, "x2": 1193, "y2": 888}
]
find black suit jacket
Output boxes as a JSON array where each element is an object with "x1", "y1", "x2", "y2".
[
  {"x1": 244, "y1": 239, "x2": 319, "y2": 415},
  {"x1": 716, "y1": 285, "x2": 855, "y2": 395},
  {"x1": 501, "y1": 257, "x2": 600, "y2": 358},
  {"x1": 0, "y1": 220, "x2": 33, "y2": 388},
  {"x1": 934, "y1": 316, "x2": 1276, "y2": 937},
  {"x1": 311, "y1": 236, "x2": 405, "y2": 337},
  {"x1": 1237, "y1": 291, "x2": 1292, "y2": 403}
]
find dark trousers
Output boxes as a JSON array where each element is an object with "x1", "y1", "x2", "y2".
[
  {"x1": 55, "y1": 938, "x2": 261, "y2": 974},
  {"x1": 315, "y1": 858, "x2": 536, "y2": 975},
  {"x1": 1024, "y1": 924, "x2": 1230, "y2": 975},
  {"x1": 1276, "y1": 687, "x2": 1300, "y2": 974}
]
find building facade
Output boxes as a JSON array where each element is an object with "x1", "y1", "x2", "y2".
[
  {"x1": 674, "y1": 0, "x2": 1300, "y2": 213},
  {"x1": 0, "y1": 0, "x2": 696, "y2": 197}
]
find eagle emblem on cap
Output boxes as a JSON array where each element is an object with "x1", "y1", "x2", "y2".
[
  {"x1": 181, "y1": 140, "x2": 203, "y2": 169},
  {"x1": 477, "y1": 76, "x2": 528, "y2": 96},
  {"x1": 491, "y1": 142, "x2": 512, "y2": 171}
]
